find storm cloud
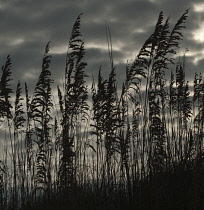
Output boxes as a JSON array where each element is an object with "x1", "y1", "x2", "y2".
[{"x1": 0, "y1": 0, "x2": 203, "y2": 92}]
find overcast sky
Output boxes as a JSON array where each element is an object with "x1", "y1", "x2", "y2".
[{"x1": 0, "y1": 0, "x2": 204, "y2": 92}]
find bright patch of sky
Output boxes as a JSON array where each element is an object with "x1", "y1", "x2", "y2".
[
  {"x1": 186, "y1": 3, "x2": 204, "y2": 65},
  {"x1": 51, "y1": 42, "x2": 122, "y2": 55},
  {"x1": 9, "y1": 38, "x2": 24, "y2": 46},
  {"x1": 23, "y1": 69, "x2": 39, "y2": 80},
  {"x1": 192, "y1": 22, "x2": 204, "y2": 43},
  {"x1": 86, "y1": 42, "x2": 121, "y2": 51},
  {"x1": 193, "y1": 2, "x2": 204, "y2": 13},
  {"x1": 51, "y1": 45, "x2": 67, "y2": 55}
]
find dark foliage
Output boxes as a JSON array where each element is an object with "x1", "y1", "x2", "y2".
[{"x1": 1, "y1": 10, "x2": 204, "y2": 210}]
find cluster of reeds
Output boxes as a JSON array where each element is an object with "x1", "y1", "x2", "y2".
[{"x1": 0, "y1": 10, "x2": 204, "y2": 210}]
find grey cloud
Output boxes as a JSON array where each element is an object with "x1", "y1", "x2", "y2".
[{"x1": 0, "y1": 0, "x2": 203, "y2": 96}]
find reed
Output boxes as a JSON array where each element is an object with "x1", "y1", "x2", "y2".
[{"x1": 0, "y1": 10, "x2": 204, "y2": 210}]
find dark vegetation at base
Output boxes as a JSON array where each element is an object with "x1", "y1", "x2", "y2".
[
  {"x1": 18, "y1": 163, "x2": 204, "y2": 210},
  {"x1": 0, "y1": 10, "x2": 204, "y2": 210}
]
